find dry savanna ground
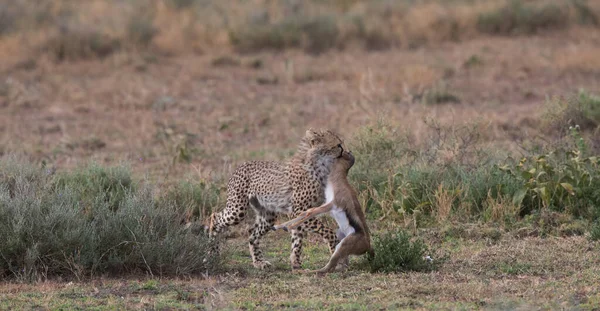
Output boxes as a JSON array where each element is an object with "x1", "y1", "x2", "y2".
[{"x1": 1, "y1": 0, "x2": 600, "y2": 310}]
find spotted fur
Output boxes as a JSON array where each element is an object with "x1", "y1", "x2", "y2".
[{"x1": 209, "y1": 128, "x2": 344, "y2": 269}]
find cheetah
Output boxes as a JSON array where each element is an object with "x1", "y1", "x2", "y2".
[{"x1": 208, "y1": 128, "x2": 344, "y2": 269}]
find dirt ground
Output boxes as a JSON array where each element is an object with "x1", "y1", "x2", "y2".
[{"x1": 2, "y1": 26, "x2": 600, "y2": 184}]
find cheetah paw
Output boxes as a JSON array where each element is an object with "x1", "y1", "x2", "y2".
[
  {"x1": 291, "y1": 264, "x2": 303, "y2": 271},
  {"x1": 253, "y1": 260, "x2": 272, "y2": 270}
]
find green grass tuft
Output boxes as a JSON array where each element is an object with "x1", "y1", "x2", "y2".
[{"x1": 366, "y1": 229, "x2": 438, "y2": 273}]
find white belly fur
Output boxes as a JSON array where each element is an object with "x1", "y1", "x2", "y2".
[
  {"x1": 325, "y1": 182, "x2": 355, "y2": 237},
  {"x1": 324, "y1": 182, "x2": 335, "y2": 204},
  {"x1": 331, "y1": 207, "x2": 355, "y2": 237}
]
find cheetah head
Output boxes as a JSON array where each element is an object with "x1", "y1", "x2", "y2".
[{"x1": 303, "y1": 128, "x2": 345, "y2": 159}]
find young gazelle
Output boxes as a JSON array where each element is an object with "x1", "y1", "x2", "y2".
[{"x1": 274, "y1": 151, "x2": 374, "y2": 274}]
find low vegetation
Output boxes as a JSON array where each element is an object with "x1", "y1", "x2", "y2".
[
  {"x1": 349, "y1": 92, "x2": 600, "y2": 233},
  {"x1": 366, "y1": 229, "x2": 438, "y2": 273},
  {"x1": 0, "y1": 157, "x2": 220, "y2": 282}
]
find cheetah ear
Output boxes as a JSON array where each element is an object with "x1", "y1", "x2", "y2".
[{"x1": 305, "y1": 128, "x2": 320, "y2": 146}]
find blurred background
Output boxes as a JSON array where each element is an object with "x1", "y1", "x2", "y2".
[{"x1": 1, "y1": 0, "x2": 599, "y2": 184}]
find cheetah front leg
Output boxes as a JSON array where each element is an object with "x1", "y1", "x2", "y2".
[
  {"x1": 248, "y1": 211, "x2": 276, "y2": 269},
  {"x1": 289, "y1": 227, "x2": 304, "y2": 270}
]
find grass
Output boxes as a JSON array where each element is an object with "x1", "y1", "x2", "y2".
[
  {"x1": 347, "y1": 112, "x2": 600, "y2": 231},
  {"x1": 2, "y1": 231, "x2": 599, "y2": 309}
]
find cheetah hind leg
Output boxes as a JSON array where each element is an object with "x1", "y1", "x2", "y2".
[
  {"x1": 289, "y1": 217, "x2": 338, "y2": 270},
  {"x1": 249, "y1": 213, "x2": 276, "y2": 269},
  {"x1": 248, "y1": 201, "x2": 276, "y2": 269}
]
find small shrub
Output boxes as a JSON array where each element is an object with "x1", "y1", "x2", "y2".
[
  {"x1": 230, "y1": 15, "x2": 340, "y2": 54},
  {"x1": 302, "y1": 15, "x2": 339, "y2": 54},
  {"x1": 544, "y1": 90, "x2": 600, "y2": 134},
  {"x1": 127, "y1": 15, "x2": 158, "y2": 47},
  {"x1": 367, "y1": 229, "x2": 437, "y2": 273},
  {"x1": 477, "y1": 1, "x2": 570, "y2": 35},
  {"x1": 230, "y1": 20, "x2": 303, "y2": 53},
  {"x1": 421, "y1": 83, "x2": 461, "y2": 105},
  {"x1": 349, "y1": 120, "x2": 518, "y2": 222},
  {"x1": 45, "y1": 27, "x2": 120, "y2": 61},
  {"x1": 167, "y1": 0, "x2": 199, "y2": 10},
  {"x1": 352, "y1": 119, "x2": 599, "y2": 229},
  {"x1": 463, "y1": 55, "x2": 483, "y2": 69},
  {"x1": 211, "y1": 55, "x2": 241, "y2": 67},
  {"x1": 572, "y1": 0, "x2": 599, "y2": 25}
]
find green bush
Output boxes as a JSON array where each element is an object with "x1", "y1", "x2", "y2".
[
  {"x1": 349, "y1": 118, "x2": 600, "y2": 231},
  {"x1": 422, "y1": 83, "x2": 461, "y2": 105},
  {"x1": 367, "y1": 229, "x2": 437, "y2": 273},
  {"x1": 52, "y1": 163, "x2": 134, "y2": 212},
  {"x1": 498, "y1": 147, "x2": 600, "y2": 217},
  {"x1": 349, "y1": 121, "x2": 520, "y2": 221},
  {"x1": 161, "y1": 180, "x2": 222, "y2": 222},
  {"x1": 0, "y1": 156, "x2": 221, "y2": 281}
]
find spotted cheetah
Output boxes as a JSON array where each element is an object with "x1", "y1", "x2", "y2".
[{"x1": 209, "y1": 128, "x2": 344, "y2": 269}]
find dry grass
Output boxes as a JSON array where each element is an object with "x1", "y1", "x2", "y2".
[
  {"x1": 1, "y1": 0, "x2": 599, "y2": 68},
  {"x1": 1, "y1": 232, "x2": 599, "y2": 309},
  {"x1": 484, "y1": 191, "x2": 520, "y2": 225},
  {"x1": 433, "y1": 183, "x2": 459, "y2": 224},
  {"x1": 555, "y1": 47, "x2": 600, "y2": 73}
]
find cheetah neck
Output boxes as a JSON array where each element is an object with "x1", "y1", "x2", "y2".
[
  {"x1": 288, "y1": 149, "x2": 335, "y2": 188},
  {"x1": 306, "y1": 153, "x2": 334, "y2": 188}
]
